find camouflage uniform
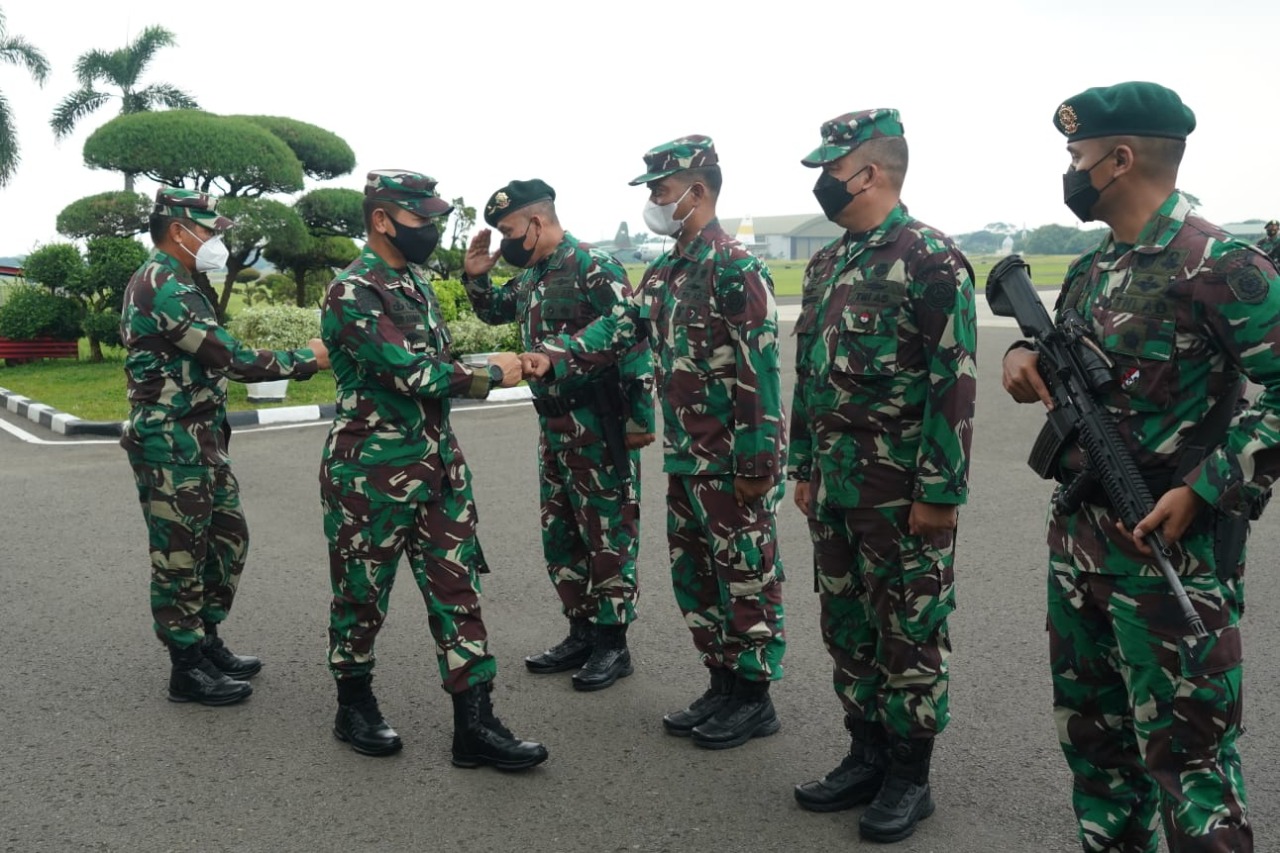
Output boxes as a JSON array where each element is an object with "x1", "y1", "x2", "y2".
[
  {"x1": 321, "y1": 171, "x2": 503, "y2": 696},
  {"x1": 1027, "y1": 84, "x2": 1280, "y2": 852},
  {"x1": 465, "y1": 226, "x2": 653, "y2": 628},
  {"x1": 538, "y1": 138, "x2": 787, "y2": 684},
  {"x1": 1255, "y1": 222, "x2": 1280, "y2": 266},
  {"x1": 789, "y1": 112, "x2": 977, "y2": 742},
  {"x1": 121, "y1": 189, "x2": 319, "y2": 651}
]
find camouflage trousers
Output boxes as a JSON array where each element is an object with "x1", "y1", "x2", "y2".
[
  {"x1": 667, "y1": 474, "x2": 786, "y2": 682},
  {"x1": 322, "y1": 478, "x2": 495, "y2": 695},
  {"x1": 809, "y1": 502, "x2": 955, "y2": 739},
  {"x1": 1048, "y1": 522, "x2": 1249, "y2": 853},
  {"x1": 129, "y1": 459, "x2": 248, "y2": 650},
  {"x1": 539, "y1": 437, "x2": 640, "y2": 626}
]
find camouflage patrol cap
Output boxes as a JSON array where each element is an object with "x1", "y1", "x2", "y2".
[
  {"x1": 628, "y1": 135, "x2": 718, "y2": 186},
  {"x1": 364, "y1": 169, "x2": 454, "y2": 217},
  {"x1": 483, "y1": 179, "x2": 556, "y2": 228},
  {"x1": 1053, "y1": 82, "x2": 1196, "y2": 142},
  {"x1": 1267, "y1": 220, "x2": 1279, "y2": 229},
  {"x1": 153, "y1": 187, "x2": 235, "y2": 232},
  {"x1": 801, "y1": 109, "x2": 904, "y2": 167}
]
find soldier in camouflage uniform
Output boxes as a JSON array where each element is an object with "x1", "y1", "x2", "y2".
[
  {"x1": 786, "y1": 110, "x2": 977, "y2": 843},
  {"x1": 1256, "y1": 220, "x2": 1280, "y2": 265},
  {"x1": 121, "y1": 188, "x2": 328, "y2": 706},
  {"x1": 320, "y1": 170, "x2": 547, "y2": 770},
  {"x1": 1004, "y1": 82, "x2": 1280, "y2": 852},
  {"x1": 462, "y1": 179, "x2": 654, "y2": 691},
  {"x1": 523, "y1": 136, "x2": 787, "y2": 750}
]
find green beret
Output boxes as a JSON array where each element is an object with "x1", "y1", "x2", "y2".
[
  {"x1": 629, "y1": 135, "x2": 718, "y2": 186},
  {"x1": 1053, "y1": 81, "x2": 1196, "y2": 142},
  {"x1": 154, "y1": 187, "x2": 234, "y2": 232},
  {"x1": 801, "y1": 109, "x2": 904, "y2": 167},
  {"x1": 364, "y1": 169, "x2": 453, "y2": 218},
  {"x1": 483, "y1": 179, "x2": 556, "y2": 228}
]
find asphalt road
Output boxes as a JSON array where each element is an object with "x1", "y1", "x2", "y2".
[{"x1": 2, "y1": 324, "x2": 1279, "y2": 853}]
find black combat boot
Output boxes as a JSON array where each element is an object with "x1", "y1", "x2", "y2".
[
  {"x1": 571, "y1": 623, "x2": 633, "y2": 691},
  {"x1": 201, "y1": 621, "x2": 262, "y2": 679},
  {"x1": 794, "y1": 716, "x2": 888, "y2": 812},
  {"x1": 690, "y1": 676, "x2": 780, "y2": 750},
  {"x1": 524, "y1": 618, "x2": 594, "y2": 673},
  {"x1": 662, "y1": 667, "x2": 734, "y2": 736},
  {"x1": 333, "y1": 675, "x2": 402, "y2": 757},
  {"x1": 859, "y1": 735, "x2": 936, "y2": 843},
  {"x1": 167, "y1": 641, "x2": 253, "y2": 706},
  {"x1": 451, "y1": 682, "x2": 548, "y2": 771}
]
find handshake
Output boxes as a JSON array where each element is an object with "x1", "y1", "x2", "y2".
[{"x1": 482, "y1": 352, "x2": 554, "y2": 387}]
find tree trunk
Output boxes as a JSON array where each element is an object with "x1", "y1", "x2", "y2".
[
  {"x1": 124, "y1": 172, "x2": 135, "y2": 194},
  {"x1": 294, "y1": 268, "x2": 307, "y2": 308},
  {"x1": 220, "y1": 260, "x2": 244, "y2": 317},
  {"x1": 89, "y1": 337, "x2": 104, "y2": 363}
]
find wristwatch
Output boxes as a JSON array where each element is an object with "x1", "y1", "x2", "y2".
[{"x1": 486, "y1": 363, "x2": 504, "y2": 385}]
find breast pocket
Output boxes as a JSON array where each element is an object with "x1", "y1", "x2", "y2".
[
  {"x1": 673, "y1": 301, "x2": 713, "y2": 360},
  {"x1": 832, "y1": 304, "x2": 898, "y2": 378},
  {"x1": 1101, "y1": 311, "x2": 1177, "y2": 411}
]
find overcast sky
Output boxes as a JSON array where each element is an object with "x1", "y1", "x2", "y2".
[{"x1": 2, "y1": 0, "x2": 1277, "y2": 256}]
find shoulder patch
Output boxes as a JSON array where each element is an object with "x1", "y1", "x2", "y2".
[
  {"x1": 924, "y1": 280, "x2": 956, "y2": 312},
  {"x1": 1228, "y1": 265, "x2": 1269, "y2": 304}
]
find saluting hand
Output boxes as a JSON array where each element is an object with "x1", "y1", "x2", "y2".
[
  {"x1": 464, "y1": 229, "x2": 503, "y2": 279},
  {"x1": 1002, "y1": 347, "x2": 1053, "y2": 409}
]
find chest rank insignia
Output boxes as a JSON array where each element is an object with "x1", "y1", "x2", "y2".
[
  {"x1": 486, "y1": 191, "x2": 510, "y2": 217},
  {"x1": 1057, "y1": 104, "x2": 1079, "y2": 134}
]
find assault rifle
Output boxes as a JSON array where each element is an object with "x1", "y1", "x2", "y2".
[{"x1": 987, "y1": 254, "x2": 1208, "y2": 638}]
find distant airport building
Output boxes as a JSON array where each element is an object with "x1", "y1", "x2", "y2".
[
  {"x1": 1223, "y1": 221, "x2": 1266, "y2": 240},
  {"x1": 720, "y1": 215, "x2": 844, "y2": 260}
]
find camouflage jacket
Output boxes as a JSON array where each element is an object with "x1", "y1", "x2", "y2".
[
  {"x1": 120, "y1": 249, "x2": 318, "y2": 466},
  {"x1": 788, "y1": 204, "x2": 977, "y2": 508},
  {"x1": 1043, "y1": 191, "x2": 1280, "y2": 524},
  {"x1": 463, "y1": 232, "x2": 654, "y2": 450},
  {"x1": 1256, "y1": 234, "x2": 1280, "y2": 265},
  {"x1": 539, "y1": 219, "x2": 785, "y2": 478},
  {"x1": 320, "y1": 247, "x2": 495, "y2": 503}
]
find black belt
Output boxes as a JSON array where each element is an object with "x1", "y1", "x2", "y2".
[{"x1": 532, "y1": 389, "x2": 595, "y2": 417}]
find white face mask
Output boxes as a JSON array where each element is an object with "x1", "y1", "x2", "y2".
[
  {"x1": 179, "y1": 225, "x2": 230, "y2": 272},
  {"x1": 642, "y1": 185, "x2": 695, "y2": 236}
]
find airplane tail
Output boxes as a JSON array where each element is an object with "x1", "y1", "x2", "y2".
[{"x1": 614, "y1": 221, "x2": 631, "y2": 249}]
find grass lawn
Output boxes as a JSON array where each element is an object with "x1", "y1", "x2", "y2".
[
  {"x1": 626, "y1": 254, "x2": 1075, "y2": 298},
  {"x1": 1, "y1": 255, "x2": 1076, "y2": 422},
  {"x1": 0, "y1": 338, "x2": 337, "y2": 422}
]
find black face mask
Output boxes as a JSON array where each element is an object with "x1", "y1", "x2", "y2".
[
  {"x1": 813, "y1": 166, "x2": 870, "y2": 221},
  {"x1": 500, "y1": 220, "x2": 539, "y2": 268},
  {"x1": 1062, "y1": 151, "x2": 1118, "y2": 223},
  {"x1": 386, "y1": 217, "x2": 440, "y2": 265}
]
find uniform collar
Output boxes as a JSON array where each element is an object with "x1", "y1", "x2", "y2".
[
  {"x1": 152, "y1": 249, "x2": 195, "y2": 285},
  {"x1": 675, "y1": 218, "x2": 726, "y2": 262},
  {"x1": 1098, "y1": 189, "x2": 1189, "y2": 264},
  {"x1": 838, "y1": 203, "x2": 910, "y2": 260}
]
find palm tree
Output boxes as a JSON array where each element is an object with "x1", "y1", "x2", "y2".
[
  {"x1": 0, "y1": 8, "x2": 51, "y2": 187},
  {"x1": 50, "y1": 25, "x2": 197, "y2": 192}
]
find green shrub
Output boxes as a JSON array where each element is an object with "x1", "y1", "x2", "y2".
[
  {"x1": 82, "y1": 308, "x2": 123, "y2": 349},
  {"x1": 227, "y1": 304, "x2": 320, "y2": 350},
  {"x1": 235, "y1": 268, "x2": 262, "y2": 283},
  {"x1": 431, "y1": 278, "x2": 470, "y2": 323},
  {"x1": 447, "y1": 314, "x2": 519, "y2": 357},
  {"x1": 0, "y1": 285, "x2": 83, "y2": 341}
]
